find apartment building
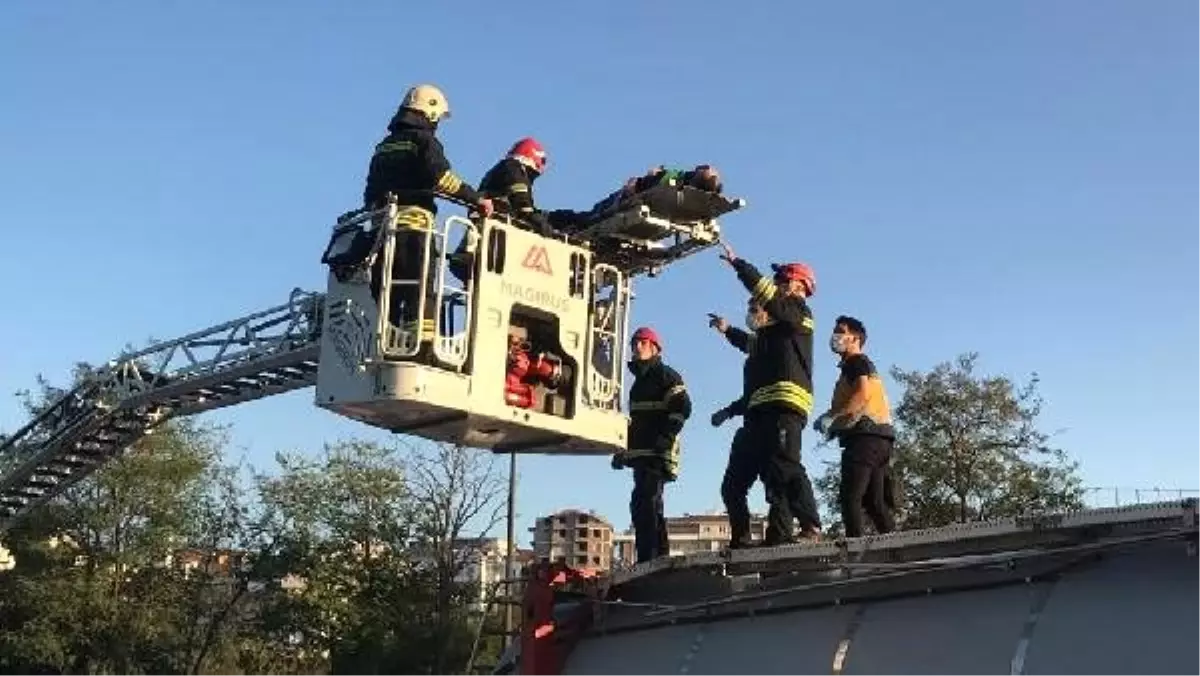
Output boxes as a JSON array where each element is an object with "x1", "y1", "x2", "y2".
[
  {"x1": 530, "y1": 509, "x2": 614, "y2": 572},
  {"x1": 453, "y1": 537, "x2": 535, "y2": 609},
  {"x1": 613, "y1": 512, "x2": 769, "y2": 565}
]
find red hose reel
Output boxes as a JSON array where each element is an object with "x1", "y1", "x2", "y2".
[{"x1": 506, "y1": 340, "x2": 568, "y2": 409}]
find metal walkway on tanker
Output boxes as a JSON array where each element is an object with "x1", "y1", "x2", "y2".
[{"x1": 505, "y1": 499, "x2": 1199, "y2": 675}]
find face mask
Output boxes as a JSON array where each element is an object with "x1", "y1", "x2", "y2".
[{"x1": 829, "y1": 334, "x2": 849, "y2": 353}]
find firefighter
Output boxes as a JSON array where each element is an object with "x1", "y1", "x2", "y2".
[
  {"x1": 708, "y1": 300, "x2": 766, "y2": 549},
  {"x1": 611, "y1": 327, "x2": 692, "y2": 563},
  {"x1": 813, "y1": 315, "x2": 897, "y2": 538},
  {"x1": 449, "y1": 137, "x2": 561, "y2": 281},
  {"x1": 361, "y1": 84, "x2": 493, "y2": 347},
  {"x1": 716, "y1": 242, "x2": 822, "y2": 544},
  {"x1": 481, "y1": 137, "x2": 554, "y2": 234}
]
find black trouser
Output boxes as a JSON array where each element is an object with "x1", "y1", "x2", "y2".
[
  {"x1": 839, "y1": 434, "x2": 896, "y2": 538},
  {"x1": 883, "y1": 463, "x2": 900, "y2": 512},
  {"x1": 370, "y1": 229, "x2": 439, "y2": 332},
  {"x1": 629, "y1": 462, "x2": 669, "y2": 563},
  {"x1": 744, "y1": 408, "x2": 821, "y2": 543},
  {"x1": 721, "y1": 426, "x2": 763, "y2": 547}
]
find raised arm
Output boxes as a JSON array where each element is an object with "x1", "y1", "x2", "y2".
[
  {"x1": 730, "y1": 259, "x2": 814, "y2": 334},
  {"x1": 724, "y1": 326, "x2": 753, "y2": 353}
]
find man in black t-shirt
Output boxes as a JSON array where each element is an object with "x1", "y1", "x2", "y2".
[{"x1": 813, "y1": 316, "x2": 897, "y2": 538}]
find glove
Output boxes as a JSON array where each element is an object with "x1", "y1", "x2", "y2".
[
  {"x1": 711, "y1": 407, "x2": 732, "y2": 428},
  {"x1": 813, "y1": 412, "x2": 835, "y2": 437},
  {"x1": 610, "y1": 453, "x2": 626, "y2": 470}
]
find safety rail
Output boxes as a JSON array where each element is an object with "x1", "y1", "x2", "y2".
[
  {"x1": 431, "y1": 215, "x2": 478, "y2": 370},
  {"x1": 374, "y1": 202, "x2": 422, "y2": 358},
  {"x1": 0, "y1": 288, "x2": 325, "y2": 529},
  {"x1": 607, "y1": 498, "x2": 1199, "y2": 588},
  {"x1": 371, "y1": 207, "x2": 484, "y2": 367},
  {"x1": 584, "y1": 264, "x2": 628, "y2": 411},
  {"x1": 1082, "y1": 485, "x2": 1200, "y2": 508},
  {"x1": 0, "y1": 382, "x2": 106, "y2": 474}
]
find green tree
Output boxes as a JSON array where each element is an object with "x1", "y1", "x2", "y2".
[
  {"x1": 0, "y1": 368, "x2": 232, "y2": 673},
  {"x1": 249, "y1": 439, "x2": 414, "y2": 675},
  {"x1": 815, "y1": 352, "x2": 1085, "y2": 531},
  {"x1": 1, "y1": 368, "x2": 509, "y2": 675},
  {"x1": 405, "y1": 442, "x2": 504, "y2": 675},
  {"x1": 250, "y1": 439, "x2": 505, "y2": 675}
]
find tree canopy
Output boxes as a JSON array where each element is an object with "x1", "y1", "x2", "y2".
[{"x1": 0, "y1": 367, "x2": 507, "y2": 675}]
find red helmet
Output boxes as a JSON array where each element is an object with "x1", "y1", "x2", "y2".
[
  {"x1": 772, "y1": 262, "x2": 816, "y2": 296},
  {"x1": 508, "y1": 137, "x2": 548, "y2": 174},
  {"x1": 630, "y1": 326, "x2": 662, "y2": 351}
]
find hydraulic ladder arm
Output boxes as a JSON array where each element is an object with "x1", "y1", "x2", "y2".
[{"x1": 0, "y1": 288, "x2": 325, "y2": 530}]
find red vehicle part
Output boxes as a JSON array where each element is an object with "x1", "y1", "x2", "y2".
[
  {"x1": 505, "y1": 342, "x2": 568, "y2": 409},
  {"x1": 520, "y1": 561, "x2": 599, "y2": 675},
  {"x1": 506, "y1": 349, "x2": 535, "y2": 408}
]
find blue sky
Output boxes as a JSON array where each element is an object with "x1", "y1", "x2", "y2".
[{"x1": 1, "y1": 1, "x2": 1196, "y2": 539}]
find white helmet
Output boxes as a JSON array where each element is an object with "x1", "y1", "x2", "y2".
[{"x1": 401, "y1": 84, "x2": 451, "y2": 124}]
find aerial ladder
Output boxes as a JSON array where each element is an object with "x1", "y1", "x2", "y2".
[{"x1": 0, "y1": 181, "x2": 746, "y2": 528}]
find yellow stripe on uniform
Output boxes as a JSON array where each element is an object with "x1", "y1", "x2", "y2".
[
  {"x1": 375, "y1": 140, "x2": 417, "y2": 155},
  {"x1": 801, "y1": 316, "x2": 814, "y2": 331},
  {"x1": 664, "y1": 384, "x2": 687, "y2": 400},
  {"x1": 624, "y1": 448, "x2": 657, "y2": 459},
  {"x1": 400, "y1": 319, "x2": 437, "y2": 335},
  {"x1": 629, "y1": 401, "x2": 667, "y2": 411},
  {"x1": 508, "y1": 183, "x2": 530, "y2": 194},
  {"x1": 748, "y1": 381, "x2": 814, "y2": 415},
  {"x1": 395, "y1": 206, "x2": 435, "y2": 231},
  {"x1": 436, "y1": 171, "x2": 463, "y2": 194},
  {"x1": 624, "y1": 438, "x2": 681, "y2": 481},
  {"x1": 752, "y1": 277, "x2": 776, "y2": 304}
]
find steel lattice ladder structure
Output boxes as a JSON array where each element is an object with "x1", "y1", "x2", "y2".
[{"x1": 0, "y1": 288, "x2": 324, "y2": 527}]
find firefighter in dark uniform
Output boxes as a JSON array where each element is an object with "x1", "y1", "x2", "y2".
[
  {"x1": 481, "y1": 137, "x2": 553, "y2": 234},
  {"x1": 449, "y1": 137, "x2": 559, "y2": 281},
  {"x1": 813, "y1": 315, "x2": 898, "y2": 538},
  {"x1": 717, "y1": 242, "x2": 823, "y2": 544},
  {"x1": 361, "y1": 84, "x2": 493, "y2": 345},
  {"x1": 611, "y1": 327, "x2": 692, "y2": 563},
  {"x1": 708, "y1": 300, "x2": 771, "y2": 549}
]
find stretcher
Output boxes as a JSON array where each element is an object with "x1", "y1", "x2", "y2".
[{"x1": 567, "y1": 183, "x2": 747, "y2": 277}]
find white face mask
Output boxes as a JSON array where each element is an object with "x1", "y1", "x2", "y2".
[
  {"x1": 829, "y1": 333, "x2": 849, "y2": 353},
  {"x1": 746, "y1": 311, "x2": 774, "y2": 330}
]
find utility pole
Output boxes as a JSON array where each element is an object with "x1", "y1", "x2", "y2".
[{"x1": 503, "y1": 451, "x2": 518, "y2": 646}]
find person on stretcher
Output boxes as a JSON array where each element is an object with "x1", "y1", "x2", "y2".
[{"x1": 548, "y1": 164, "x2": 724, "y2": 228}]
